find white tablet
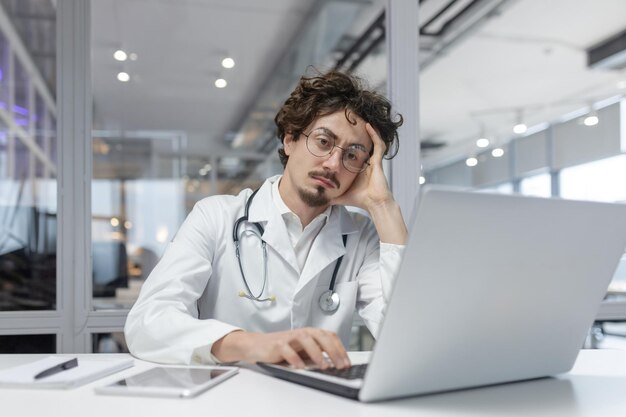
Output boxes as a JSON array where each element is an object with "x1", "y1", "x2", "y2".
[{"x1": 95, "y1": 366, "x2": 238, "y2": 398}]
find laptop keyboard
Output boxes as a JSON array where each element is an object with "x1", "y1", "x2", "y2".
[{"x1": 311, "y1": 363, "x2": 368, "y2": 380}]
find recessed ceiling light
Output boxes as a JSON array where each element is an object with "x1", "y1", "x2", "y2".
[
  {"x1": 221, "y1": 57, "x2": 235, "y2": 69},
  {"x1": 491, "y1": 148, "x2": 504, "y2": 158},
  {"x1": 419, "y1": 176, "x2": 426, "y2": 185},
  {"x1": 583, "y1": 115, "x2": 599, "y2": 126},
  {"x1": 215, "y1": 78, "x2": 227, "y2": 88},
  {"x1": 113, "y1": 50, "x2": 127, "y2": 61},
  {"x1": 513, "y1": 123, "x2": 527, "y2": 134},
  {"x1": 466, "y1": 157, "x2": 478, "y2": 167},
  {"x1": 476, "y1": 138, "x2": 489, "y2": 148},
  {"x1": 117, "y1": 72, "x2": 130, "y2": 82}
]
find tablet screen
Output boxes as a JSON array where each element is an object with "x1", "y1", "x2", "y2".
[{"x1": 113, "y1": 367, "x2": 231, "y2": 389}]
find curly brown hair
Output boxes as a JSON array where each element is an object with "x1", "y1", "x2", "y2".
[{"x1": 274, "y1": 70, "x2": 403, "y2": 168}]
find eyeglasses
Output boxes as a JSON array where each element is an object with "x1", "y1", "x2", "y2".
[{"x1": 302, "y1": 128, "x2": 371, "y2": 173}]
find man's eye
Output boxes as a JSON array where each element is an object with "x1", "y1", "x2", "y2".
[
  {"x1": 346, "y1": 151, "x2": 358, "y2": 161},
  {"x1": 317, "y1": 137, "x2": 331, "y2": 146}
]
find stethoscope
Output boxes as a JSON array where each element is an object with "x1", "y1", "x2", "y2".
[{"x1": 233, "y1": 189, "x2": 347, "y2": 313}]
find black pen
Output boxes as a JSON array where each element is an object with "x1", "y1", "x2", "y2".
[{"x1": 34, "y1": 358, "x2": 79, "y2": 380}]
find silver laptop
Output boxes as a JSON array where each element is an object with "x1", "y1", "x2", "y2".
[{"x1": 258, "y1": 186, "x2": 626, "y2": 402}]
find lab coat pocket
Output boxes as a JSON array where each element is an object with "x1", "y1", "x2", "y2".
[{"x1": 311, "y1": 280, "x2": 358, "y2": 347}]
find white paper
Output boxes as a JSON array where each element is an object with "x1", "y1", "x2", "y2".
[{"x1": 0, "y1": 355, "x2": 134, "y2": 389}]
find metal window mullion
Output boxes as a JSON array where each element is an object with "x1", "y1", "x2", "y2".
[
  {"x1": 386, "y1": 0, "x2": 420, "y2": 219},
  {"x1": 7, "y1": 43, "x2": 14, "y2": 179},
  {"x1": 0, "y1": 311, "x2": 62, "y2": 333},
  {"x1": 28, "y1": 73, "x2": 36, "y2": 202},
  {"x1": 0, "y1": 3, "x2": 57, "y2": 117},
  {"x1": 85, "y1": 310, "x2": 131, "y2": 331},
  {"x1": 43, "y1": 107, "x2": 51, "y2": 180},
  {"x1": 57, "y1": 0, "x2": 92, "y2": 353},
  {"x1": 546, "y1": 124, "x2": 560, "y2": 197},
  {"x1": 0, "y1": 108, "x2": 56, "y2": 174}
]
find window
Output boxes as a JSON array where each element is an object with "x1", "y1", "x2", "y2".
[
  {"x1": 560, "y1": 155, "x2": 626, "y2": 203},
  {"x1": 478, "y1": 182, "x2": 513, "y2": 194},
  {"x1": 0, "y1": 2, "x2": 57, "y2": 312},
  {"x1": 519, "y1": 173, "x2": 551, "y2": 198},
  {"x1": 561, "y1": 154, "x2": 626, "y2": 327}
]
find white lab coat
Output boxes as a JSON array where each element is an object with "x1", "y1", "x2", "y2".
[{"x1": 125, "y1": 175, "x2": 404, "y2": 364}]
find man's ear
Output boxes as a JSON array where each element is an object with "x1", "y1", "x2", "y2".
[{"x1": 283, "y1": 133, "x2": 294, "y2": 156}]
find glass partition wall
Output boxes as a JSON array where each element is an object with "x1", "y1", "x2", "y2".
[{"x1": 0, "y1": 0, "x2": 57, "y2": 352}]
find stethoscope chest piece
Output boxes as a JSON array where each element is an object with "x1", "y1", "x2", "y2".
[{"x1": 319, "y1": 290, "x2": 340, "y2": 313}]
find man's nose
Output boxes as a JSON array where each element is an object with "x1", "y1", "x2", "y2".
[{"x1": 322, "y1": 147, "x2": 343, "y2": 170}]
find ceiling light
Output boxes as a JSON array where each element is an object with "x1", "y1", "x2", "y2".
[
  {"x1": 117, "y1": 72, "x2": 130, "y2": 82},
  {"x1": 583, "y1": 102, "x2": 599, "y2": 126},
  {"x1": 466, "y1": 157, "x2": 478, "y2": 167},
  {"x1": 221, "y1": 57, "x2": 235, "y2": 69},
  {"x1": 476, "y1": 137, "x2": 489, "y2": 148},
  {"x1": 215, "y1": 78, "x2": 227, "y2": 88},
  {"x1": 513, "y1": 109, "x2": 527, "y2": 134},
  {"x1": 110, "y1": 217, "x2": 120, "y2": 227},
  {"x1": 583, "y1": 115, "x2": 599, "y2": 126},
  {"x1": 113, "y1": 49, "x2": 127, "y2": 61},
  {"x1": 513, "y1": 123, "x2": 527, "y2": 134},
  {"x1": 491, "y1": 148, "x2": 504, "y2": 158},
  {"x1": 419, "y1": 176, "x2": 426, "y2": 185}
]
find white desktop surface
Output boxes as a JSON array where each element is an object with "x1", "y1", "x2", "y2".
[{"x1": 1, "y1": 350, "x2": 626, "y2": 416}]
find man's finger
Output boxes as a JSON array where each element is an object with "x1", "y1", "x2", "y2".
[
  {"x1": 366, "y1": 123, "x2": 385, "y2": 161},
  {"x1": 313, "y1": 329, "x2": 350, "y2": 369},
  {"x1": 279, "y1": 343, "x2": 307, "y2": 369},
  {"x1": 294, "y1": 333, "x2": 329, "y2": 369}
]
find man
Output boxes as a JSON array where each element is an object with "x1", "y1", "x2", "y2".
[{"x1": 125, "y1": 70, "x2": 407, "y2": 370}]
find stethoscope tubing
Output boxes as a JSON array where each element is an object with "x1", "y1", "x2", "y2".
[{"x1": 233, "y1": 188, "x2": 346, "y2": 312}]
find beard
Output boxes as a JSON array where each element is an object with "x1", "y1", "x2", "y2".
[
  {"x1": 293, "y1": 171, "x2": 340, "y2": 208},
  {"x1": 297, "y1": 185, "x2": 330, "y2": 207}
]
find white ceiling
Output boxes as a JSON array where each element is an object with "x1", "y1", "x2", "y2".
[
  {"x1": 420, "y1": 0, "x2": 626, "y2": 169},
  {"x1": 91, "y1": 0, "x2": 318, "y2": 148},
  {"x1": 91, "y1": 0, "x2": 626, "y2": 175}
]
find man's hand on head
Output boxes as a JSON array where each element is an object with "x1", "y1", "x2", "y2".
[{"x1": 330, "y1": 123, "x2": 394, "y2": 211}]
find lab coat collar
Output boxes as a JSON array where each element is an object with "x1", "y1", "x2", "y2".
[
  {"x1": 247, "y1": 176, "x2": 300, "y2": 273},
  {"x1": 246, "y1": 175, "x2": 279, "y2": 224},
  {"x1": 294, "y1": 203, "x2": 359, "y2": 294},
  {"x1": 247, "y1": 175, "x2": 359, "y2": 234},
  {"x1": 247, "y1": 175, "x2": 360, "y2": 281}
]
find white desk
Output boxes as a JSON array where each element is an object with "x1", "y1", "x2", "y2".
[{"x1": 2, "y1": 350, "x2": 626, "y2": 417}]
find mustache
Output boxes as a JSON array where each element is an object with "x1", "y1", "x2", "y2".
[{"x1": 308, "y1": 171, "x2": 340, "y2": 188}]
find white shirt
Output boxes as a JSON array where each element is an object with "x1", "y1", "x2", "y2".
[{"x1": 271, "y1": 178, "x2": 331, "y2": 272}]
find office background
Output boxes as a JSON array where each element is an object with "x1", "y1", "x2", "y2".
[{"x1": 0, "y1": 0, "x2": 625, "y2": 354}]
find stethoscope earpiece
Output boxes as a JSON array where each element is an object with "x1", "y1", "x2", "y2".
[{"x1": 239, "y1": 290, "x2": 276, "y2": 303}]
